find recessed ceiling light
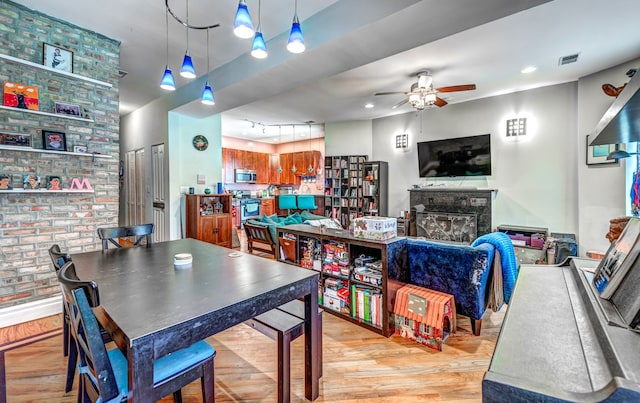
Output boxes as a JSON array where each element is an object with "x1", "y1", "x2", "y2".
[
  {"x1": 364, "y1": 103, "x2": 374, "y2": 109},
  {"x1": 241, "y1": 131, "x2": 248, "y2": 136},
  {"x1": 521, "y1": 66, "x2": 537, "y2": 74}
]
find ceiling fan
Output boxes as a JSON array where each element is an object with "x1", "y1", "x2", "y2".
[{"x1": 375, "y1": 70, "x2": 476, "y2": 110}]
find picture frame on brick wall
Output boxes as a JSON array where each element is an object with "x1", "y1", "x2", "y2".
[
  {"x1": 0, "y1": 133, "x2": 31, "y2": 148},
  {"x1": 0, "y1": 174, "x2": 12, "y2": 190},
  {"x1": 42, "y1": 130, "x2": 67, "y2": 152},
  {"x1": 46, "y1": 175, "x2": 63, "y2": 190},
  {"x1": 73, "y1": 144, "x2": 88, "y2": 153},
  {"x1": 54, "y1": 101, "x2": 80, "y2": 117},
  {"x1": 3, "y1": 82, "x2": 39, "y2": 111},
  {"x1": 43, "y1": 43, "x2": 73, "y2": 73},
  {"x1": 23, "y1": 174, "x2": 41, "y2": 190}
]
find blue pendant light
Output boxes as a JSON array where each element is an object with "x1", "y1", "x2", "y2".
[
  {"x1": 234, "y1": 0, "x2": 254, "y2": 39},
  {"x1": 160, "y1": 8, "x2": 176, "y2": 90},
  {"x1": 180, "y1": 0, "x2": 196, "y2": 78},
  {"x1": 251, "y1": 0, "x2": 267, "y2": 59},
  {"x1": 201, "y1": 82, "x2": 215, "y2": 105},
  {"x1": 287, "y1": 0, "x2": 305, "y2": 54},
  {"x1": 201, "y1": 28, "x2": 215, "y2": 105}
]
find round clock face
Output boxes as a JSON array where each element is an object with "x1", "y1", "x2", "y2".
[{"x1": 192, "y1": 135, "x2": 208, "y2": 151}]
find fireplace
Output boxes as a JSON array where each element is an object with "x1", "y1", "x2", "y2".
[
  {"x1": 409, "y1": 188, "x2": 496, "y2": 240},
  {"x1": 416, "y1": 211, "x2": 477, "y2": 244}
]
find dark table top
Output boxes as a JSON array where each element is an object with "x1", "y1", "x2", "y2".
[{"x1": 71, "y1": 238, "x2": 319, "y2": 343}]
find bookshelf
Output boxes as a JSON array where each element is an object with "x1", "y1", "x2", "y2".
[
  {"x1": 323, "y1": 155, "x2": 367, "y2": 228},
  {"x1": 276, "y1": 223, "x2": 403, "y2": 337},
  {"x1": 362, "y1": 161, "x2": 388, "y2": 217}
]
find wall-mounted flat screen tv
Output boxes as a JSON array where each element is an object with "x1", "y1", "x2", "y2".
[{"x1": 417, "y1": 134, "x2": 492, "y2": 177}]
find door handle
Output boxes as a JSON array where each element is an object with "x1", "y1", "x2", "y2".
[{"x1": 153, "y1": 202, "x2": 165, "y2": 209}]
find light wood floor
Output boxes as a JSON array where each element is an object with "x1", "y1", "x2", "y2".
[{"x1": 2, "y1": 230, "x2": 505, "y2": 402}]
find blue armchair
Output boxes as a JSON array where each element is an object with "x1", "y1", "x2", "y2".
[{"x1": 388, "y1": 234, "x2": 516, "y2": 335}]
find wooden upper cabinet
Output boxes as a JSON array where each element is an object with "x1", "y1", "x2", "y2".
[
  {"x1": 269, "y1": 154, "x2": 281, "y2": 185},
  {"x1": 255, "y1": 152, "x2": 269, "y2": 184},
  {"x1": 312, "y1": 150, "x2": 322, "y2": 175},
  {"x1": 222, "y1": 148, "x2": 235, "y2": 184}
]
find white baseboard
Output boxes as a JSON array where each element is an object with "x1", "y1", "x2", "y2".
[{"x1": 0, "y1": 296, "x2": 63, "y2": 328}]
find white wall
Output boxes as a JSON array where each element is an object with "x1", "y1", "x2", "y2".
[
  {"x1": 577, "y1": 58, "x2": 640, "y2": 254},
  {"x1": 325, "y1": 121, "x2": 373, "y2": 158},
  {"x1": 168, "y1": 113, "x2": 223, "y2": 240},
  {"x1": 373, "y1": 83, "x2": 579, "y2": 237}
]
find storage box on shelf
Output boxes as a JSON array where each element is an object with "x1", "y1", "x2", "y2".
[
  {"x1": 351, "y1": 216, "x2": 397, "y2": 240},
  {"x1": 276, "y1": 223, "x2": 403, "y2": 336}
]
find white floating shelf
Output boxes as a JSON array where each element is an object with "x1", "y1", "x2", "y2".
[
  {"x1": 0, "y1": 105, "x2": 95, "y2": 122},
  {"x1": 0, "y1": 53, "x2": 113, "y2": 87},
  {"x1": 0, "y1": 189, "x2": 94, "y2": 194},
  {"x1": 0, "y1": 145, "x2": 112, "y2": 159}
]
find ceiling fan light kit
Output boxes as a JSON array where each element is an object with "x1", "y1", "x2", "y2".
[{"x1": 375, "y1": 69, "x2": 476, "y2": 111}]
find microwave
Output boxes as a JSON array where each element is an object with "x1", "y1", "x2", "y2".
[{"x1": 235, "y1": 169, "x2": 257, "y2": 183}]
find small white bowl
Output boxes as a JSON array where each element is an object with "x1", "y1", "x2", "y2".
[{"x1": 174, "y1": 253, "x2": 193, "y2": 269}]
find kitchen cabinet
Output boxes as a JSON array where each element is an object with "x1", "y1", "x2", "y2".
[
  {"x1": 255, "y1": 152, "x2": 269, "y2": 184},
  {"x1": 261, "y1": 198, "x2": 275, "y2": 216},
  {"x1": 269, "y1": 154, "x2": 281, "y2": 184},
  {"x1": 222, "y1": 148, "x2": 235, "y2": 184},
  {"x1": 185, "y1": 194, "x2": 233, "y2": 248}
]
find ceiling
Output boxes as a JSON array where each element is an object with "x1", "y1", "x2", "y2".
[{"x1": 18, "y1": 0, "x2": 640, "y2": 144}]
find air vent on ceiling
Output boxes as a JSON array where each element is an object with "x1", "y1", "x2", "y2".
[{"x1": 559, "y1": 53, "x2": 580, "y2": 66}]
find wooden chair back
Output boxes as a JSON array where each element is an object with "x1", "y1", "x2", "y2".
[
  {"x1": 48, "y1": 244, "x2": 71, "y2": 272},
  {"x1": 244, "y1": 222, "x2": 277, "y2": 259},
  {"x1": 57, "y1": 261, "x2": 121, "y2": 402},
  {"x1": 97, "y1": 223, "x2": 154, "y2": 250}
]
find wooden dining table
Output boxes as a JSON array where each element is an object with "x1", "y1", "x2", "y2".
[{"x1": 71, "y1": 238, "x2": 320, "y2": 402}]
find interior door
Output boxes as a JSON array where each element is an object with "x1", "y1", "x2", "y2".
[
  {"x1": 125, "y1": 148, "x2": 145, "y2": 226},
  {"x1": 152, "y1": 143, "x2": 166, "y2": 242}
]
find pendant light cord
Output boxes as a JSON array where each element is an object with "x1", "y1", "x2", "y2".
[
  {"x1": 257, "y1": 0, "x2": 262, "y2": 30},
  {"x1": 185, "y1": 0, "x2": 190, "y2": 50},
  {"x1": 206, "y1": 28, "x2": 210, "y2": 74},
  {"x1": 165, "y1": 8, "x2": 170, "y2": 64}
]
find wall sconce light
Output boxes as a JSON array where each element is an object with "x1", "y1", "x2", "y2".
[
  {"x1": 506, "y1": 118, "x2": 527, "y2": 137},
  {"x1": 396, "y1": 134, "x2": 408, "y2": 149}
]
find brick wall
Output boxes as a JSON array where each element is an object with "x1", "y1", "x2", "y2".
[{"x1": 0, "y1": 1, "x2": 120, "y2": 308}]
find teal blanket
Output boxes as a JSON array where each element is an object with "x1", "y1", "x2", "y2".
[{"x1": 471, "y1": 232, "x2": 518, "y2": 304}]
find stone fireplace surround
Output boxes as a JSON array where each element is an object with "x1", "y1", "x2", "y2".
[{"x1": 409, "y1": 188, "x2": 496, "y2": 243}]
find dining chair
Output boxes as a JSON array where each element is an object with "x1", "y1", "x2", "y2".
[
  {"x1": 278, "y1": 195, "x2": 298, "y2": 215},
  {"x1": 48, "y1": 244, "x2": 77, "y2": 393},
  {"x1": 57, "y1": 261, "x2": 216, "y2": 403},
  {"x1": 97, "y1": 223, "x2": 154, "y2": 250}
]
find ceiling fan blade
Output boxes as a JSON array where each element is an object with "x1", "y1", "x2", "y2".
[
  {"x1": 392, "y1": 98, "x2": 409, "y2": 109},
  {"x1": 436, "y1": 84, "x2": 476, "y2": 93},
  {"x1": 375, "y1": 91, "x2": 407, "y2": 96},
  {"x1": 434, "y1": 96, "x2": 448, "y2": 107}
]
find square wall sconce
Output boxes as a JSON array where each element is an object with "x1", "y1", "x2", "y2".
[
  {"x1": 506, "y1": 118, "x2": 527, "y2": 137},
  {"x1": 396, "y1": 133, "x2": 408, "y2": 149}
]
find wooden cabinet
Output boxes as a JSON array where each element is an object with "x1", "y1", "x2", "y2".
[
  {"x1": 255, "y1": 152, "x2": 269, "y2": 184},
  {"x1": 269, "y1": 153, "x2": 281, "y2": 184},
  {"x1": 277, "y1": 224, "x2": 402, "y2": 337},
  {"x1": 185, "y1": 194, "x2": 233, "y2": 248},
  {"x1": 222, "y1": 148, "x2": 235, "y2": 184},
  {"x1": 261, "y1": 198, "x2": 275, "y2": 216}
]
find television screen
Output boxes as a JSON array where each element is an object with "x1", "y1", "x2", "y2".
[{"x1": 417, "y1": 134, "x2": 492, "y2": 177}]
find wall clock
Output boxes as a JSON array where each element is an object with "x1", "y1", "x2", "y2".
[{"x1": 192, "y1": 135, "x2": 208, "y2": 151}]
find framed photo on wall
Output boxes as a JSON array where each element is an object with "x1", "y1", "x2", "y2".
[
  {"x1": 0, "y1": 133, "x2": 31, "y2": 148},
  {"x1": 42, "y1": 130, "x2": 67, "y2": 151},
  {"x1": 586, "y1": 134, "x2": 624, "y2": 165},
  {"x1": 54, "y1": 101, "x2": 81, "y2": 116},
  {"x1": 3, "y1": 82, "x2": 39, "y2": 111},
  {"x1": 43, "y1": 43, "x2": 73, "y2": 73}
]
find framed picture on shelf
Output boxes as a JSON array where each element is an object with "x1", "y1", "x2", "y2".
[
  {"x1": 42, "y1": 130, "x2": 67, "y2": 151},
  {"x1": 43, "y1": 43, "x2": 73, "y2": 73},
  {"x1": 0, "y1": 133, "x2": 31, "y2": 148},
  {"x1": 0, "y1": 174, "x2": 12, "y2": 190},
  {"x1": 54, "y1": 101, "x2": 81, "y2": 117},
  {"x1": 73, "y1": 144, "x2": 88, "y2": 153},
  {"x1": 3, "y1": 82, "x2": 39, "y2": 111},
  {"x1": 46, "y1": 175, "x2": 62, "y2": 190},
  {"x1": 586, "y1": 134, "x2": 624, "y2": 165},
  {"x1": 23, "y1": 174, "x2": 41, "y2": 190}
]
